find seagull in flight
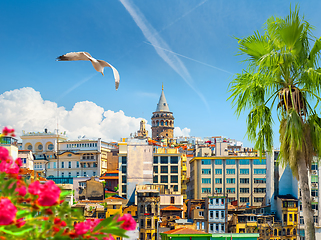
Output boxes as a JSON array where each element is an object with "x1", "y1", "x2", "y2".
[{"x1": 57, "y1": 52, "x2": 120, "y2": 90}]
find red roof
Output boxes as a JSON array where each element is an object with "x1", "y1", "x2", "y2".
[
  {"x1": 100, "y1": 176, "x2": 118, "y2": 180},
  {"x1": 106, "y1": 196, "x2": 123, "y2": 200},
  {"x1": 161, "y1": 206, "x2": 182, "y2": 211},
  {"x1": 163, "y1": 228, "x2": 207, "y2": 235}
]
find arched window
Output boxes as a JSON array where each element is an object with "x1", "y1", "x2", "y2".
[
  {"x1": 48, "y1": 144, "x2": 54, "y2": 151},
  {"x1": 287, "y1": 229, "x2": 290, "y2": 236},
  {"x1": 165, "y1": 121, "x2": 168, "y2": 126},
  {"x1": 274, "y1": 229, "x2": 277, "y2": 236},
  {"x1": 161, "y1": 121, "x2": 164, "y2": 126}
]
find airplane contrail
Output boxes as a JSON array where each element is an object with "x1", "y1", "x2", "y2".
[
  {"x1": 119, "y1": 0, "x2": 210, "y2": 111},
  {"x1": 144, "y1": 41, "x2": 234, "y2": 75}
]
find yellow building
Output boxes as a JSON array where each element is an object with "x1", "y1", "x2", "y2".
[
  {"x1": 181, "y1": 154, "x2": 187, "y2": 200},
  {"x1": 231, "y1": 195, "x2": 298, "y2": 240}
]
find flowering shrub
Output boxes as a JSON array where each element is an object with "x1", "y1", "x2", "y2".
[{"x1": 0, "y1": 127, "x2": 136, "y2": 239}]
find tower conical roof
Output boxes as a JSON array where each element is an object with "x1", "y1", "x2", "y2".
[{"x1": 155, "y1": 88, "x2": 170, "y2": 112}]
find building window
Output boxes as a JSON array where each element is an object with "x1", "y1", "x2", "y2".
[
  {"x1": 215, "y1": 169, "x2": 222, "y2": 175},
  {"x1": 239, "y1": 159, "x2": 249, "y2": 165},
  {"x1": 201, "y1": 159, "x2": 211, "y2": 165},
  {"x1": 254, "y1": 178, "x2": 266, "y2": 183},
  {"x1": 47, "y1": 162, "x2": 50, "y2": 169},
  {"x1": 312, "y1": 189, "x2": 318, "y2": 197},
  {"x1": 93, "y1": 171, "x2": 96, "y2": 176},
  {"x1": 77, "y1": 172, "x2": 79, "y2": 177},
  {"x1": 67, "y1": 154, "x2": 72, "y2": 157},
  {"x1": 171, "y1": 197, "x2": 175, "y2": 204},
  {"x1": 122, "y1": 156, "x2": 127, "y2": 164},
  {"x1": 226, "y1": 169, "x2": 235, "y2": 174},
  {"x1": 122, "y1": 176, "x2": 127, "y2": 183},
  {"x1": 161, "y1": 166, "x2": 168, "y2": 173},
  {"x1": 151, "y1": 166, "x2": 158, "y2": 175},
  {"x1": 215, "y1": 159, "x2": 222, "y2": 165},
  {"x1": 153, "y1": 175, "x2": 158, "y2": 183},
  {"x1": 199, "y1": 212, "x2": 204, "y2": 217},
  {"x1": 202, "y1": 178, "x2": 211, "y2": 184},
  {"x1": 153, "y1": 156, "x2": 158, "y2": 164},
  {"x1": 171, "y1": 156, "x2": 178, "y2": 164},
  {"x1": 226, "y1": 178, "x2": 235, "y2": 184},
  {"x1": 240, "y1": 178, "x2": 249, "y2": 184},
  {"x1": 202, "y1": 169, "x2": 211, "y2": 174},
  {"x1": 171, "y1": 166, "x2": 178, "y2": 173},
  {"x1": 122, "y1": 185, "x2": 127, "y2": 193},
  {"x1": 54, "y1": 162, "x2": 56, "y2": 168},
  {"x1": 171, "y1": 176, "x2": 178, "y2": 183},
  {"x1": 253, "y1": 159, "x2": 266, "y2": 165},
  {"x1": 254, "y1": 188, "x2": 266, "y2": 193},
  {"x1": 226, "y1": 188, "x2": 235, "y2": 193},
  {"x1": 68, "y1": 172, "x2": 71, "y2": 178},
  {"x1": 161, "y1": 176, "x2": 168, "y2": 183},
  {"x1": 254, "y1": 169, "x2": 266, "y2": 174},
  {"x1": 38, "y1": 144, "x2": 43, "y2": 151},
  {"x1": 61, "y1": 162, "x2": 64, "y2": 168},
  {"x1": 122, "y1": 166, "x2": 127, "y2": 173},
  {"x1": 312, "y1": 163, "x2": 318, "y2": 170},
  {"x1": 76, "y1": 161, "x2": 79, "y2": 168},
  {"x1": 202, "y1": 188, "x2": 211, "y2": 193},
  {"x1": 215, "y1": 178, "x2": 222, "y2": 184},
  {"x1": 254, "y1": 197, "x2": 264, "y2": 202},
  {"x1": 173, "y1": 185, "x2": 178, "y2": 191},
  {"x1": 240, "y1": 188, "x2": 249, "y2": 193},
  {"x1": 226, "y1": 159, "x2": 235, "y2": 165},
  {"x1": 240, "y1": 169, "x2": 249, "y2": 174},
  {"x1": 61, "y1": 172, "x2": 64, "y2": 178},
  {"x1": 160, "y1": 156, "x2": 168, "y2": 164},
  {"x1": 215, "y1": 188, "x2": 222, "y2": 193},
  {"x1": 68, "y1": 161, "x2": 71, "y2": 168},
  {"x1": 240, "y1": 197, "x2": 249, "y2": 203},
  {"x1": 83, "y1": 171, "x2": 86, "y2": 176}
]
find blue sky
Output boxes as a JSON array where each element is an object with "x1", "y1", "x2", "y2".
[{"x1": 1, "y1": 0, "x2": 321, "y2": 147}]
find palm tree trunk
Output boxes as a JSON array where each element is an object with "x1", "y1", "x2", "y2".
[{"x1": 298, "y1": 157, "x2": 315, "y2": 240}]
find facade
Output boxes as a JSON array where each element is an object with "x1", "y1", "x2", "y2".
[
  {"x1": 205, "y1": 195, "x2": 227, "y2": 234},
  {"x1": 118, "y1": 138, "x2": 153, "y2": 202},
  {"x1": 137, "y1": 189, "x2": 160, "y2": 240},
  {"x1": 18, "y1": 149, "x2": 34, "y2": 170},
  {"x1": 1, "y1": 136, "x2": 18, "y2": 160},
  {"x1": 187, "y1": 199, "x2": 206, "y2": 232},
  {"x1": 99, "y1": 170, "x2": 119, "y2": 191},
  {"x1": 153, "y1": 147, "x2": 182, "y2": 194},
  {"x1": 181, "y1": 154, "x2": 188, "y2": 200},
  {"x1": 151, "y1": 87, "x2": 174, "y2": 140},
  {"x1": 190, "y1": 156, "x2": 266, "y2": 206},
  {"x1": 20, "y1": 130, "x2": 116, "y2": 182}
]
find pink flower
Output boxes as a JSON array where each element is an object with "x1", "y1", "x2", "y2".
[
  {"x1": 0, "y1": 157, "x2": 19, "y2": 174},
  {"x1": 2, "y1": 127, "x2": 14, "y2": 136},
  {"x1": 117, "y1": 214, "x2": 136, "y2": 231},
  {"x1": 0, "y1": 147, "x2": 9, "y2": 161},
  {"x1": 74, "y1": 221, "x2": 91, "y2": 235},
  {"x1": 28, "y1": 181, "x2": 42, "y2": 195},
  {"x1": 16, "y1": 185, "x2": 27, "y2": 196},
  {"x1": 15, "y1": 218, "x2": 26, "y2": 228},
  {"x1": 0, "y1": 198, "x2": 17, "y2": 225},
  {"x1": 37, "y1": 181, "x2": 61, "y2": 206},
  {"x1": 103, "y1": 234, "x2": 115, "y2": 240},
  {"x1": 15, "y1": 158, "x2": 22, "y2": 167}
]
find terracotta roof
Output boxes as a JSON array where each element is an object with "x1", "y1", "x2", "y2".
[
  {"x1": 106, "y1": 170, "x2": 119, "y2": 173},
  {"x1": 19, "y1": 150, "x2": 32, "y2": 152},
  {"x1": 161, "y1": 206, "x2": 182, "y2": 211},
  {"x1": 106, "y1": 196, "x2": 123, "y2": 200},
  {"x1": 100, "y1": 176, "x2": 118, "y2": 180},
  {"x1": 163, "y1": 228, "x2": 207, "y2": 235},
  {"x1": 105, "y1": 190, "x2": 117, "y2": 193}
]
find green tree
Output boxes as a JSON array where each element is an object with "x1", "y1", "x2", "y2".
[{"x1": 229, "y1": 7, "x2": 321, "y2": 240}]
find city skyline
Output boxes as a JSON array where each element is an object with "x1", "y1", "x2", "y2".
[{"x1": 1, "y1": 0, "x2": 321, "y2": 146}]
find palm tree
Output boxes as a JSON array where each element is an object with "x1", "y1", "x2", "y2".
[{"x1": 228, "y1": 7, "x2": 321, "y2": 240}]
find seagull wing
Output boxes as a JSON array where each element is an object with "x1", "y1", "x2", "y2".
[
  {"x1": 56, "y1": 52, "x2": 92, "y2": 61},
  {"x1": 98, "y1": 60, "x2": 120, "y2": 90}
]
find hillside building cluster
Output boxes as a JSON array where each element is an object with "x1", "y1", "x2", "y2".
[{"x1": 1, "y1": 87, "x2": 320, "y2": 240}]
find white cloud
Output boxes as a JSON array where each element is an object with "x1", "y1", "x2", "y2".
[
  {"x1": 0, "y1": 87, "x2": 190, "y2": 143},
  {"x1": 174, "y1": 127, "x2": 191, "y2": 137},
  {"x1": 0, "y1": 87, "x2": 149, "y2": 142}
]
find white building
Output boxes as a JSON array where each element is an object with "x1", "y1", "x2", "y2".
[{"x1": 205, "y1": 195, "x2": 227, "y2": 233}]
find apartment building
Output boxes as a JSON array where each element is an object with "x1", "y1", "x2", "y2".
[
  {"x1": 189, "y1": 156, "x2": 266, "y2": 206},
  {"x1": 118, "y1": 139, "x2": 183, "y2": 202},
  {"x1": 205, "y1": 195, "x2": 227, "y2": 234},
  {"x1": 20, "y1": 130, "x2": 116, "y2": 182}
]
